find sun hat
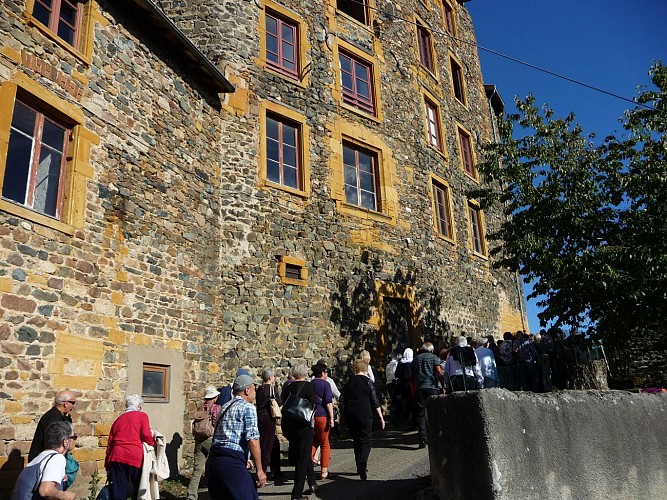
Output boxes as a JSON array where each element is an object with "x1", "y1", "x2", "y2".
[{"x1": 204, "y1": 386, "x2": 220, "y2": 399}]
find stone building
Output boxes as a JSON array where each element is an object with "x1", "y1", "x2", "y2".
[{"x1": 0, "y1": 0, "x2": 526, "y2": 495}]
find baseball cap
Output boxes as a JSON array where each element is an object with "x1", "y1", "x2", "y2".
[{"x1": 232, "y1": 374, "x2": 255, "y2": 392}]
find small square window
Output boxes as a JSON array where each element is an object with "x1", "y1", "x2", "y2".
[
  {"x1": 278, "y1": 256, "x2": 308, "y2": 286},
  {"x1": 142, "y1": 364, "x2": 170, "y2": 402}
]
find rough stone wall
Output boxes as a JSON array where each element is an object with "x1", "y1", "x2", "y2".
[
  {"x1": 427, "y1": 389, "x2": 667, "y2": 500},
  {"x1": 162, "y1": 0, "x2": 528, "y2": 378},
  {"x1": 0, "y1": 1, "x2": 225, "y2": 496}
]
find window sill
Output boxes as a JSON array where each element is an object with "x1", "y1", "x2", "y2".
[
  {"x1": 335, "y1": 10, "x2": 374, "y2": 32},
  {"x1": 427, "y1": 143, "x2": 448, "y2": 161},
  {"x1": 0, "y1": 199, "x2": 75, "y2": 235},
  {"x1": 463, "y1": 171, "x2": 480, "y2": 184},
  {"x1": 471, "y1": 249, "x2": 489, "y2": 261},
  {"x1": 339, "y1": 101, "x2": 382, "y2": 123},
  {"x1": 337, "y1": 201, "x2": 394, "y2": 224},
  {"x1": 262, "y1": 179, "x2": 310, "y2": 199},
  {"x1": 435, "y1": 232, "x2": 456, "y2": 246},
  {"x1": 26, "y1": 16, "x2": 91, "y2": 66},
  {"x1": 280, "y1": 276, "x2": 307, "y2": 286},
  {"x1": 258, "y1": 60, "x2": 309, "y2": 89}
]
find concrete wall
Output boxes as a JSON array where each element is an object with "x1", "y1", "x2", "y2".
[{"x1": 427, "y1": 389, "x2": 667, "y2": 500}]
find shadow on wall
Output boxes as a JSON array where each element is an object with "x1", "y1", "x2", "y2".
[
  {"x1": 165, "y1": 432, "x2": 183, "y2": 479},
  {"x1": 1, "y1": 449, "x2": 24, "y2": 498}
]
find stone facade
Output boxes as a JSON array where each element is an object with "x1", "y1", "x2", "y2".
[{"x1": 0, "y1": 0, "x2": 526, "y2": 496}]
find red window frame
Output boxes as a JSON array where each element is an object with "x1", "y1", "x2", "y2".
[
  {"x1": 425, "y1": 99, "x2": 442, "y2": 150},
  {"x1": 266, "y1": 113, "x2": 302, "y2": 190},
  {"x1": 339, "y1": 51, "x2": 375, "y2": 114},
  {"x1": 468, "y1": 203, "x2": 486, "y2": 255},
  {"x1": 417, "y1": 24, "x2": 434, "y2": 72},
  {"x1": 459, "y1": 129, "x2": 476, "y2": 178},
  {"x1": 443, "y1": 2, "x2": 455, "y2": 36},
  {"x1": 343, "y1": 142, "x2": 379, "y2": 211},
  {"x1": 3, "y1": 99, "x2": 70, "y2": 220},
  {"x1": 265, "y1": 12, "x2": 299, "y2": 79},
  {"x1": 432, "y1": 182, "x2": 452, "y2": 239},
  {"x1": 32, "y1": 0, "x2": 84, "y2": 48},
  {"x1": 451, "y1": 58, "x2": 466, "y2": 104}
]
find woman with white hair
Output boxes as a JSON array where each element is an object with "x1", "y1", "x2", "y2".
[
  {"x1": 281, "y1": 364, "x2": 317, "y2": 499},
  {"x1": 105, "y1": 394, "x2": 155, "y2": 500}
]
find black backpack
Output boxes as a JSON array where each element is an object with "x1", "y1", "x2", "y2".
[{"x1": 452, "y1": 346, "x2": 477, "y2": 367}]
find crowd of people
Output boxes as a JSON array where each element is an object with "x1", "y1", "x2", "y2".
[{"x1": 13, "y1": 330, "x2": 569, "y2": 500}]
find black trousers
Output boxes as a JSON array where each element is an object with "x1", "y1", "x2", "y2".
[
  {"x1": 282, "y1": 419, "x2": 315, "y2": 499},
  {"x1": 258, "y1": 413, "x2": 281, "y2": 474},
  {"x1": 346, "y1": 414, "x2": 373, "y2": 473},
  {"x1": 415, "y1": 388, "x2": 440, "y2": 444},
  {"x1": 108, "y1": 461, "x2": 141, "y2": 500}
]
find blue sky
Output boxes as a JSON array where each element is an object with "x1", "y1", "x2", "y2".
[{"x1": 467, "y1": 0, "x2": 667, "y2": 332}]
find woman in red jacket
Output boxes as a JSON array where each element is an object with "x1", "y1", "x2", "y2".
[{"x1": 106, "y1": 394, "x2": 155, "y2": 500}]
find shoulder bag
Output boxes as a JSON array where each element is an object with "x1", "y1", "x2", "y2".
[
  {"x1": 281, "y1": 381, "x2": 315, "y2": 425},
  {"x1": 268, "y1": 385, "x2": 282, "y2": 419}
]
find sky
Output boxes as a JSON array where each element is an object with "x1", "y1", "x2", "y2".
[{"x1": 466, "y1": 0, "x2": 667, "y2": 332}]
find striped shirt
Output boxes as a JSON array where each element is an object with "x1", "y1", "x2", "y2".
[{"x1": 212, "y1": 396, "x2": 260, "y2": 455}]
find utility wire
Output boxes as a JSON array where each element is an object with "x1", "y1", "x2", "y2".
[{"x1": 340, "y1": 0, "x2": 661, "y2": 113}]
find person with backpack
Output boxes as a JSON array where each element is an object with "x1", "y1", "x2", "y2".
[
  {"x1": 187, "y1": 386, "x2": 221, "y2": 500},
  {"x1": 444, "y1": 336, "x2": 484, "y2": 393},
  {"x1": 12, "y1": 421, "x2": 76, "y2": 500}
]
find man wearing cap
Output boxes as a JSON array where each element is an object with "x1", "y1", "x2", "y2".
[
  {"x1": 207, "y1": 374, "x2": 266, "y2": 500},
  {"x1": 187, "y1": 386, "x2": 221, "y2": 500},
  {"x1": 216, "y1": 368, "x2": 251, "y2": 408}
]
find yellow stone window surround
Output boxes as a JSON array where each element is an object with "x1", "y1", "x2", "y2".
[
  {"x1": 258, "y1": 99, "x2": 311, "y2": 198},
  {"x1": 22, "y1": 0, "x2": 101, "y2": 65},
  {"x1": 420, "y1": 86, "x2": 447, "y2": 159},
  {"x1": 413, "y1": 13, "x2": 439, "y2": 80},
  {"x1": 0, "y1": 72, "x2": 99, "y2": 235},
  {"x1": 328, "y1": 119, "x2": 398, "y2": 224},
  {"x1": 257, "y1": 0, "x2": 311, "y2": 88},
  {"x1": 449, "y1": 51, "x2": 468, "y2": 108},
  {"x1": 466, "y1": 198, "x2": 489, "y2": 260},
  {"x1": 429, "y1": 172, "x2": 456, "y2": 245},
  {"x1": 278, "y1": 255, "x2": 308, "y2": 286},
  {"x1": 456, "y1": 121, "x2": 479, "y2": 183}
]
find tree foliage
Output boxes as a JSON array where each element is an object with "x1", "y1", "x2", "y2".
[{"x1": 476, "y1": 62, "x2": 667, "y2": 346}]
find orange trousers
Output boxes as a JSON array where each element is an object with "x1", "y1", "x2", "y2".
[{"x1": 312, "y1": 416, "x2": 331, "y2": 468}]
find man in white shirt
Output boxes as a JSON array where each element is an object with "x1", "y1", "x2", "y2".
[{"x1": 12, "y1": 421, "x2": 77, "y2": 500}]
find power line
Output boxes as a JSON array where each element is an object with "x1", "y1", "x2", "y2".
[{"x1": 341, "y1": 0, "x2": 661, "y2": 113}]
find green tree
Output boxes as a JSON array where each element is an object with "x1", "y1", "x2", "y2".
[{"x1": 475, "y1": 62, "x2": 667, "y2": 346}]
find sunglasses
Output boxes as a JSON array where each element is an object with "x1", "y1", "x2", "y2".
[
  {"x1": 66, "y1": 401, "x2": 77, "y2": 405},
  {"x1": 68, "y1": 435, "x2": 78, "y2": 440}
]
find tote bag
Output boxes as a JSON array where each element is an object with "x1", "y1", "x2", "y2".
[
  {"x1": 268, "y1": 385, "x2": 282, "y2": 419},
  {"x1": 281, "y1": 382, "x2": 315, "y2": 425}
]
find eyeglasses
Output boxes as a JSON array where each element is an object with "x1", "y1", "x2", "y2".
[
  {"x1": 68, "y1": 435, "x2": 77, "y2": 440},
  {"x1": 66, "y1": 401, "x2": 77, "y2": 405}
]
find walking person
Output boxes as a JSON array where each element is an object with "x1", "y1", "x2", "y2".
[
  {"x1": 29, "y1": 391, "x2": 77, "y2": 461},
  {"x1": 341, "y1": 359, "x2": 385, "y2": 480},
  {"x1": 411, "y1": 342, "x2": 443, "y2": 448},
  {"x1": 281, "y1": 364, "x2": 318, "y2": 500},
  {"x1": 105, "y1": 395, "x2": 156, "y2": 500},
  {"x1": 255, "y1": 368, "x2": 282, "y2": 482},
  {"x1": 187, "y1": 386, "x2": 221, "y2": 500},
  {"x1": 360, "y1": 350, "x2": 375, "y2": 383},
  {"x1": 311, "y1": 362, "x2": 334, "y2": 480},
  {"x1": 394, "y1": 348, "x2": 414, "y2": 429},
  {"x1": 475, "y1": 337, "x2": 500, "y2": 388},
  {"x1": 207, "y1": 374, "x2": 267, "y2": 500},
  {"x1": 12, "y1": 421, "x2": 77, "y2": 500}
]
